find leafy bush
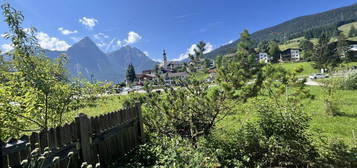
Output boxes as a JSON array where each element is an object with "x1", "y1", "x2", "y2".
[
  {"x1": 115, "y1": 134, "x2": 219, "y2": 168},
  {"x1": 321, "y1": 79, "x2": 341, "y2": 116},
  {"x1": 140, "y1": 75, "x2": 232, "y2": 143},
  {"x1": 318, "y1": 140, "x2": 357, "y2": 167},
  {"x1": 341, "y1": 72, "x2": 357, "y2": 90},
  {"x1": 206, "y1": 100, "x2": 319, "y2": 168}
]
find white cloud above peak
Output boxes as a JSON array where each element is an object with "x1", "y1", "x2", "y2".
[
  {"x1": 36, "y1": 32, "x2": 70, "y2": 51},
  {"x1": 79, "y1": 17, "x2": 98, "y2": 30},
  {"x1": 124, "y1": 31, "x2": 142, "y2": 45},
  {"x1": 174, "y1": 42, "x2": 214, "y2": 61},
  {"x1": 58, "y1": 27, "x2": 78, "y2": 35},
  {"x1": 93, "y1": 33, "x2": 109, "y2": 40}
]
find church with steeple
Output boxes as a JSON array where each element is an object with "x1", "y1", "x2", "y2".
[{"x1": 158, "y1": 49, "x2": 182, "y2": 71}]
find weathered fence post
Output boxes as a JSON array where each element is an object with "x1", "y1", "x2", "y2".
[
  {"x1": 0, "y1": 140, "x2": 5, "y2": 168},
  {"x1": 136, "y1": 104, "x2": 145, "y2": 143},
  {"x1": 76, "y1": 113, "x2": 95, "y2": 165}
]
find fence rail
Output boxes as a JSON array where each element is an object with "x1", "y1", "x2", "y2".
[{"x1": 0, "y1": 104, "x2": 144, "y2": 168}]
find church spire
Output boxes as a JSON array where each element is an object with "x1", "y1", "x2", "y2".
[
  {"x1": 163, "y1": 49, "x2": 167, "y2": 63},
  {"x1": 162, "y1": 49, "x2": 168, "y2": 69}
]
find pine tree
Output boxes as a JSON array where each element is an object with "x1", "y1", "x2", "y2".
[
  {"x1": 216, "y1": 29, "x2": 264, "y2": 100},
  {"x1": 312, "y1": 33, "x2": 339, "y2": 70},
  {"x1": 336, "y1": 33, "x2": 349, "y2": 61},
  {"x1": 268, "y1": 41, "x2": 281, "y2": 63},
  {"x1": 188, "y1": 41, "x2": 207, "y2": 71},
  {"x1": 299, "y1": 39, "x2": 314, "y2": 61},
  {"x1": 257, "y1": 41, "x2": 269, "y2": 53},
  {"x1": 237, "y1": 29, "x2": 255, "y2": 57},
  {"x1": 126, "y1": 63, "x2": 136, "y2": 83}
]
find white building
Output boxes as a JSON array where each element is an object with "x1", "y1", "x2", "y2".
[
  {"x1": 258, "y1": 52, "x2": 270, "y2": 63},
  {"x1": 280, "y1": 48, "x2": 300, "y2": 62}
]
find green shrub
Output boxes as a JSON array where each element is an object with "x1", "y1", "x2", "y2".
[
  {"x1": 116, "y1": 134, "x2": 219, "y2": 168},
  {"x1": 341, "y1": 73, "x2": 357, "y2": 90},
  {"x1": 318, "y1": 140, "x2": 357, "y2": 167},
  {"x1": 206, "y1": 101, "x2": 319, "y2": 168},
  {"x1": 321, "y1": 79, "x2": 341, "y2": 116}
]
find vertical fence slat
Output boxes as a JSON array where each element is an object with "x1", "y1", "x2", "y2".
[
  {"x1": 76, "y1": 113, "x2": 95, "y2": 165},
  {"x1": 62, "y1": 124, "x2": 70, "y2": 145},
  {"x1": 137, "y1": 104, "x2": 144, "y2": 143},
  {"x1": 1, "y1": 141, "x2": 9, "y2": 168},
  {"x1": 108, "y1": 112, "x2": 115, "y2": 159},
  {"x1": 128, "y1": 108, "x2": 133, "y2": 150},
  {"x1": 113, "y1": 111, "x2": 121, "y2": 157},
  {"x1": 124, "y1": 109, "x2": 130, "y2": 154},
  {"x1": 69, "y1": 122, "x2": 79, "y2": 168},
  {"x1": 39, "y1": 130, "x2": 48, "y2": 152},
  {"x1": 93, "y1": 116, "x2": 105, "y2": 165},
  {"x1": 19, "y1": 135, "x2": 30, "y2": 163},
  {"x1": 90, "y1": 117, "x2": 99, "y2": 164},
  {"x1": 102, "y1": 114, "x2": 110, "y2": 164},
  {"x1": 48, "y1": 128, "x2": 56, "y2": 150},
  {"x1": 29, "y1": 132, "x2": 39, "y2": 152},
  {"x1": 7, "y1": 138, "x2": 20, "y2": 167}
]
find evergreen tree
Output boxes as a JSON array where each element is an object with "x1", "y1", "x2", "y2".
[
  {"x1": 348, "y1": 25, "x2": 356, "y2": 37},
  {"x1": 299, "y1": 39, "x2": 314, "y2": 61},
  {"x1": 312, "y1": 33, "x2": 339, "y2": 70},
  {"x1": 216, "y1": 29, "x2": 264, "y2": 100},
  {"x1": 336, "y1": 33, "x2": 349, "y2": 62},
  {"x1": 257, "y1": 41, "x2": 269, "y2": 53},
  {"x1": 126, "y1": 63, "x2": 136, "y2": 83},
  {"x1": 237, "y1": 30, "x2": 255, "y2": 55},
  {"x1": 188, "y1": 41, "x2": 207, "y2": 71},
  {"x1": 268, "y1": 41, "x2": 281, "y2": 63},
  {"x1": 236, "y1": 29, "x2": 257, "y2": 66}
]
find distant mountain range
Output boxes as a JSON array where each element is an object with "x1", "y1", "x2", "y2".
[
  {"x1": 205, "y1": 3, "x2": 357, "y2": 59},
  {"x1": 45, "y1": 37, "x2": 158, "y2": 82}
]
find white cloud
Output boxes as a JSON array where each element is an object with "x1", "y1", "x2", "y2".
[
  {"x1": 143, "y1": 51, "x2": 149, "y2": 56},
  {"x1": 1, "y1": 43, "x2": 13, "y2": 52},
  {"x1": 79, "y1": 17, "x2": 98, "y2": 30},
  {"x1": 93, "y1": 33, "x2": 109, "y2": 40},
  {"x1": 36, "y1": 32, "x2": 70, "y2": 51},
  {"x1": 204, "y1": 43, "x2": 214, "y2": 54},
  {"x1": 174, "y1": 42, "x2": 214, "y2": 61},
  {"x1": 70, "y1": 37, "x2": 82, "y2": 42},
  {"x1": 228, "y1": 40, "x2": 234, "y2": 44},
  {"x1": 124, "y1": 31, "x2": 142, "y2": 45},
  {"x1": 58, "y1": 27, "x2": 78, "y2": 35}
]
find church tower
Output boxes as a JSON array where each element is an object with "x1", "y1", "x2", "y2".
[{"x1": 163, "y1": 50, "x2": 168, "y2": 69}]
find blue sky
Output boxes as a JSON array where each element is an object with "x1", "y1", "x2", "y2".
[{"x1": 0, "y1": 0, "x2": 356, "y2": 61}]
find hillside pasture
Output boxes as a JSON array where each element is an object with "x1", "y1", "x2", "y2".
[{"x1": 216, "y1": 85, "x2": 357, "y2": 146}]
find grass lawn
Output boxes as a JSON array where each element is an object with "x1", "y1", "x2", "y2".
[
  {"x1": 216, "y1": 85, "x2": 357, "y2": 146},
  {"x1": 338, "y1": 21, "x2": 357, "y2": 37},
  {"x1": 64, "y1": 95, "x2": 128, "y2": 122},
  {"x1": 343, "y1": 62, "x2": 357, "y2": 67},
  {"x1": 275, "y1": 62, "x2": 318, "y2": 76},
  {"x1": 306, "y1": 86, "x2": 357, "y2": 145}
]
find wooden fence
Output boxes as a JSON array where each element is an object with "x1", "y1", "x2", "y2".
[{"x1": 0, "y1": 104, "x2": 144, "y2": 168}]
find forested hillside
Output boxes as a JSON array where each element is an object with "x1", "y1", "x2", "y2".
[{"x1": 205, "y1": 3, "x2": 357, "y2": 59}]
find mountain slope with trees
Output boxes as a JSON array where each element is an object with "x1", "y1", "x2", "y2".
[{"x1": 205, "y1": 3, "x2": 357, "y2": 59}]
